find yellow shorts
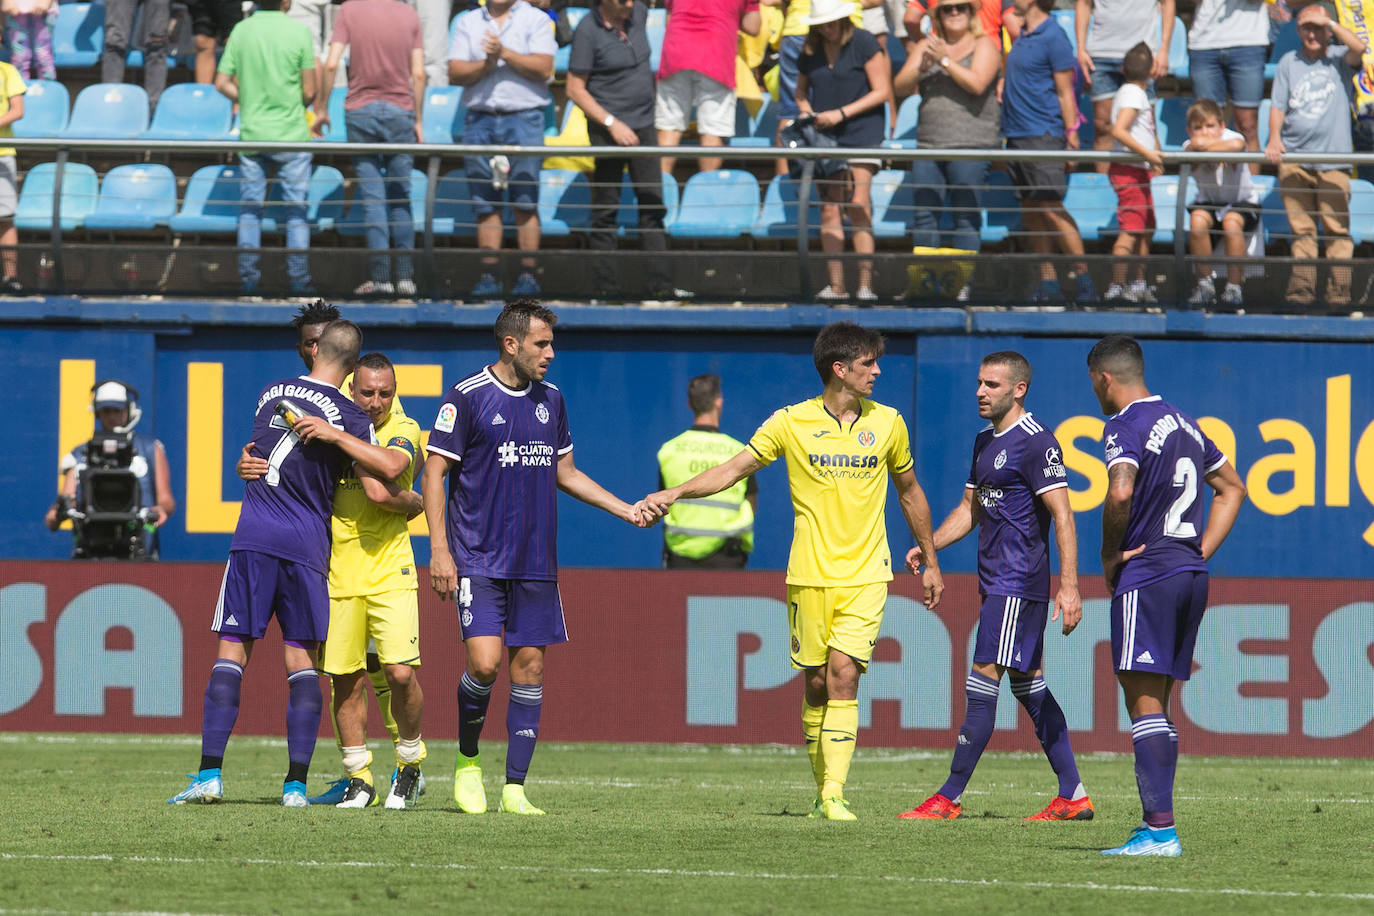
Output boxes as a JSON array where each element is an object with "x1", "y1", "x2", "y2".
[
  {"x1": 786, "y1": 582, "x2": 888, "y2": 671},
  {"x1": 321, "y1": 589, "x2": 421, "y2": 675}
]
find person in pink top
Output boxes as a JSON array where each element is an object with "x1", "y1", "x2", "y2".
[{"x1": 655, "y1": 0, "x2": 762, "y2": 174}]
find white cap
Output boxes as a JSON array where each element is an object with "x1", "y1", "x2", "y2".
[
  {"x1": 93, "y1": 381, "x2": 132, "y2": 409},
  {"x1": 805, "y1": 0, "x2": 859, "y2": 26}
]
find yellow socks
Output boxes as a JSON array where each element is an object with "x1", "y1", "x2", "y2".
[
  {"x1": 802, "y1": 700, "x2": 826, "y2": 792},
  {"x1": 368, "y1": 666, "x2": 400, "y2": 744},
  {"x1": 820, "y1": 699, "x2": 858, "y2": 800}
]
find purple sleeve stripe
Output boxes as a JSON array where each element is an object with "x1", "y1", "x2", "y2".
[{"x1": 427, "y1": 443, "x2": 463, "y2": 463}]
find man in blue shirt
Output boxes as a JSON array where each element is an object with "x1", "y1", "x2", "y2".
[
  {"x1": 1002, "y1": 0, "x2": 1096, "y2": 305},
  {"x1": 421, "y1": 299, "x2": 643, "y2": 815}
]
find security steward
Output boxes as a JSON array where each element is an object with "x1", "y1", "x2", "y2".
[{"x1": 656, "y1": 374, "x2": 756, "y2": 569}]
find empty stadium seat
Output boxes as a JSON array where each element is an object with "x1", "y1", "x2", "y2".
[
  {"x1": 14, "y1": 162, "x2": 99, "y2": 231},
  {"x1": 1256, "y1": 98, "x2": 1272, "y2": 151},
  {"x1": 84, "y1": 164, "x2": 178, "y2": 231},
  {"x1": 141, "y1": 83, "x2": 233, "y2": 141},
  {"x1": 1149, "y1": 174, "x2": 1197, "y2": 245},
  {"x1": 870, "y1": 169, "x2": 914, "y2": 239},
  {"x1": 1265, "y1": 21, "x2": 1300, "y2": 80},
  {"x1": 263, "y1": 166, "x2": 347, "y2": 233},
  {"x1": 647, "y1": 8, "x2": 666, "y2": 72},
  {"x1": 1062, "y1": 171, "x2": 1117, "y2": 242},
  {"x1": 616, "y1": 171, "x2": 680, "y2": 236},
  {"x1": 53, "y1": 2, "x2": 103, "y2": 69},
  {"x1": 61, "y1": 83, "x2": 150, "y2": 139},
  {"x1": 422, "y1": 85, "x2": 464, "y2": 144},
  {"x1": 537, "y1": 169, "x2": 591, "y2": 236},
  {"x1": 169, "y1": 165, "x2": 243, "y2": 234},
  {"x1": 1348, "y1": 178, "x2": 1374, "y2": 246},
  {"x1": 337, "y1": 169, "x2": 427, "y2": 236},
  {"x1": 751, "y1": 175, "x2": 820, "y2": 239},
  {"x1": 13, "y1": 80, "x2": 69, "y2": 138},
  {"x1": 729, "y1": 99, "x2": 777, "y2": 148},
  {"x1": 981, "y1": 170, "x2": 1021, "y2": 244},
  {"x1": 431, "y1": 170, "x2": 477, "y2": 236},
  {"x1": 1256, "y1": 176, "x2": 1290, "y2": 246},
  {"x1": 1160, "y1": 16, "x2": 1188, "y2": 79},
  {"x1": 667, "y1": 169, "x2": 759, "y2": 238},
  {"x1": 319, "y1": 87, "x2": 348, "y2": 143},
  {"x1": 1155, "y1": 97, "x2": 1191, "y2": 152},
  {"x1": 885, "y1": 95, "x2": 920, "y2": 150},
  {"x1": 1050, "y1": 8, "x2": 1076, "y2": 55}
]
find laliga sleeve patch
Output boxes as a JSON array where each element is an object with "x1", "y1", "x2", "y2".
[{"x1": 434, "y1": 403, "x2": 457, "y2": 433}]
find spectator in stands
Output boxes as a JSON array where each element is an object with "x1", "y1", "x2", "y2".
[
  {"x1": 215, "y1": 0, "x2": 318, "y2": 296},
  {"x1": 1184, "y1": 98, "x2": 1258, "y2": 310},
  {"x1": 104, "y1": 0, "x2": 171, "y2": 110},
  {"x1": 655, "y1": 0, "x2": 762, "y2": 175},
  {"x1": 450, "y1": 0, "x2": 556, "y2": 301},
  {"x1": 1003, "y1": 0, "x2": 1095, "y2": 304},
  {"x1": 772, "y1": 0, "x2": 861, "y2": 175},
  {"x1": 316, "y1": 0, "x2": 425, "y2": 299},
  {"x1": 1104, "y1": 42, "x2": 1161, "y2": 305},
  {"x1": 286, "y1": 0, "x2": 333, "y2": 79},
  {"x1": 1075, "y1": 0, "x2": 1173, "y2": 172},
  {"x1": 904, "y1": 0, "x2": 1011, "y2": 50},
  {"x1": 4, "y1": 0, "x2": 57, "y2": 81},
  {"x1": 1266, "y1": 1, "x2": 1365, "y2": 308},
  {"x1": 567, "y1": 0, "x2": 677, "y2": 301},
  {"x1": 0, "y1": 56, "x2": 25, "y2": 294},
  {"x1": 1188, "y1": 0, "x2": 1270, "y2": 169},
  {"x1": 797, "y1": 0, "x2": 890, "y2": 302},
  {"x1": 191, "y1": 0, "x2": 242, "y2": 85},
  {"x1": 894, "y1": 0, "x2": 1000, "y2": 285}
]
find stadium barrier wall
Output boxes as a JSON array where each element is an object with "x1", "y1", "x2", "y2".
[{"x1": 1, "y1": 562, "x2": 1370, "y2": 758}]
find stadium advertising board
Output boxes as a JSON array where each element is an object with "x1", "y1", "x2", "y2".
[{"x1": 2, "y1": 563, "x2": 1370, "y2": 757}]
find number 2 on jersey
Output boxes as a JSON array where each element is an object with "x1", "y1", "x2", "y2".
[{"x1": 1164, "y1": 457, "x2": 1198, "y2": 539}]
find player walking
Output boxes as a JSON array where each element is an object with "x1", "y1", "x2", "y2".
[
  {"x1": 899, "y1": 351, "x2": 1090, "y2": 821},
  {"x1": 1087, "y1": 335, "x2": 1246, "y2": 856}
]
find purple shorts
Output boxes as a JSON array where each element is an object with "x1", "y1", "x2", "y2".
[
  {"x1": 214, "y1": 550, "x2": 329, "y2": 644},
  {"x1": 458, "y1": 575, "x2": 566, "y2": 647},
  {"x1": 1112, "y1": 570, "x2": 1209, "y2": 680},
  {"x1": 972, "y1": 594, "x2": 1048, "y2": 673}
]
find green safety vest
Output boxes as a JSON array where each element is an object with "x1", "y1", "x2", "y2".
[{"x1": 657, "y1": 428, "x2": 754, "y2": 560}]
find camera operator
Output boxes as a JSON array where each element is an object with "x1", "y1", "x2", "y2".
[{"x1": 44, "y1": 380, "x2": 176, "y2": 559}]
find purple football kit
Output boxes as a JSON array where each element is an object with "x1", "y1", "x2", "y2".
[
  {"x1": 215, "y1": 376, "x2": 376, "y2": 643},
  {"x1": 966, "y1": 413, "x2": 1069, "y2": 673},
  {"x1": 1103, "y1": 395, "x2": 1227, "y2": 680},
  {"x1": 427, "y1": 367, "x2": 573, "y2": 647}
]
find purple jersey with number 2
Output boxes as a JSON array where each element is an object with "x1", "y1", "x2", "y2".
[
  {"x1": 1103, "y1": 395, "x2": 1226, "y2": 596},
  {"x1": 230, "y1": 376, "x2": 376, "y2": 574}
]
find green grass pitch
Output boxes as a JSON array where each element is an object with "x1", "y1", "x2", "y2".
[{"x1": 2, "y1": 734, "x2": 1371, "y2": 914}]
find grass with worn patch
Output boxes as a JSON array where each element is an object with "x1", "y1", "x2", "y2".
[{"x1": 1, "y1": 734, "x2": 1371, "y2": 914}]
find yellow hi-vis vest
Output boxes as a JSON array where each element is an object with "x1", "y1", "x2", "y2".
[{"x1": 657, "y1": 428, "x2": 754, "y2": 559}]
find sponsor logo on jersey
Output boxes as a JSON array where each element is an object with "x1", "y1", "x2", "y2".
[
  {"x1": 1104, "y1": 432, "x2": 1123, "y2": 462},
  {"x1": 435, "y1": 403, "x2": 457, "y2": 433},
  {"x1": 1045, "y1": 446, "x2": 1062, "y2": 465},
  {"x1": 535, "y1": 403, "x2": 550, "y2": 425},
  {"x1": 812, "y1": 430, "x2": 831, "y2": 438},
  {"x1": 976, "y1": 485, "x2": 1004, "y2": 508},
  {"x1": 1043, "y1": 444, "x2": 1067, "y2": 478},
  {"x1": 808, "y1": 453, "x2": 879, "y2": 468},
  {"x1": 857, "y1": 429, "x2": 875, "y2": 447},
  {"x1": 994, "y1": 449, "x2": 1007, "y2": 469},
  {"x1": 499, "y1": 440, "x2": 555, "y2": 468},
  {"x1": 491, "y1": 412, "x2": 505, "y2": 426},
  {"x1": 1136, "y1": 650, "x2": 1155, "y2": 664}
]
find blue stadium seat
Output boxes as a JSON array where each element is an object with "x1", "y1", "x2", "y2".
[
  {"x1": 537, "y1": 169, "x2": 591, "y2": 236},
  {"x1": 141, "y1": 83, "x2": 233, "y2": 141},
  {"x1": 1050, "y1": 8, "x2": 1076, "y2": 56},
  {"x1": 1256, "y1": 175, "x2": 1290, "y2": 246},
  {"x1": 751, "y1": 175, "x2": 820, "y2": 239},
  {"x1": 667, "y1": 169, "x2": 759, "y2": 238},
  {"x1": 84, "y1": 164, "x2": 178, "y2": 231},
  {"x1": 553, "y1": 7, "x2": 590, "y2": 75},
  {"x1": 422, "y1": 85, "x2": 464, "y2": 144},
  {"x1": 263, "y1": 166, "x2": 347, "y2": 233},
  {"x1": 1149, "y1": 174, "x2": 1197, "y2": 245},
  {"x1": 617, "y1": 171, "x2": 680, "y2": 237},
  {"x1": 870, "y1": 169, "x2": 914, "y2": 239},
  {"x1": 1076, "y1": 94, "x2": 1093, "y2": 147},
  {"x1": 981, "y1": 170, "x2": 1021, "y2": 244},
  {"x1": 61, "y1": 83, "x2": 150, "y2": 139},
  {"x1": 1062, "y1": 171, "x2": 1117, "y2": 242},
  {"x1": 1265, "y1": 21, "x2": 1300, "y2": 80},
  {"x1": 53, "y1": 2, "x2": 103, "y2": 69},
  {"x1": 337, "y1": 169, "x2": 427, "y2": 236},
  {"x1": 1155, "y1": 97, "x2": 1192, "y2": 152},
  {"x1": 647, "y1": 8, "x2": 666, "y2": 72},
  {"x1": 1348, "y1": 178, "x2": 1374, "y2": 246},
  {"x1": 431, "y1": 170, "x2": 477, "y2": 236},
  {"x1": 320, "y1": 87, "x2": 348, "y2": 142},
  {"x1": 1161, "y1": 16, "x2": 1188, "y2": 79},
  {"x1": 1256, "y1": 98, "x2": 1272, "y2": 151},
  {"x1": 168, "y1": 165, "x2": 243, "y2": 234},
  {"x1": 14, "y1": 162, "x2": 99, "y2": 231},
  {"x1": 885, "y1": 95, "x2": 920, "y2": 150},
  {"x1": 13, "y1": 80, "x2": 69, "y2": 138},
  {"x1": 729, "y1": 99, "x2": 777, "y2": 148}
]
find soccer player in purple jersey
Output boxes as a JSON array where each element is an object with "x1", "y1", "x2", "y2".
[
  {"x1": 169, "y1": 320, "x2": 412, "y2": 807},
  {"x1": 1088, "y1": 335, "x2": 1246, "y2": 856},
  {"x1": 900, "y1": 351, "x2": 1090, "y2": 822},
  {"x1": 421, "y1": 300, "x2": 643, "y2": 816}
]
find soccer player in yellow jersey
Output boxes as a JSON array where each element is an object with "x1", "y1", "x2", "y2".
[{"x1": 639, "y1": 322, "x2": 944, "y2": 820}]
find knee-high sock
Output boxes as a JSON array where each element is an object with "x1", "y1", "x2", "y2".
[
  {"x1": 505, "y1": 683, "x2": 542, "y2": 784},
  {"x1": 367, "y1": 663, "x2": 399, "y2": 744},
  {"x1": 199, "y1": 659, "x2": 243, "y2": 771},
  {"x1": 938, "y1": 671, "x2": 1000, "y2": 802},
  {"x1": 285, "y1": 668, "x2": 323, "y2": 784},
  {"x1": 1131, "y1": 713, "x2": 1176, "y2": 828},
  {"x1": 457, "y1": 671, "x2": 493, "y2": 759},
  {"x1": 1012, "y1": 675, "x2": 1083, "y2": 799},
  {"x1": 802, "y1": 700, "x2": 826, "y2": 792},
  {"x1": 819, "y1": 699, "x2": 858, "y2": 799}
]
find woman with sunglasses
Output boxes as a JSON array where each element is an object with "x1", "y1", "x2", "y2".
[
  {"x1": 894, "y1": 0, "x2": 1000, "y2": 299},
  {"x1": 794, "y1": 0, "x2": 893, "y2": 302}
]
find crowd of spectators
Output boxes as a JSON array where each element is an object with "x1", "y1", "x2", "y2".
[{"x1": 0, "y1": 0, "x2": 1368, "y2": 310}]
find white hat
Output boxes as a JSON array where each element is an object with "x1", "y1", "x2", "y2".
[
  {"x1": 93, "y1": 380, "x2": 133, "y2": 409},
  {"x1": 805, "y1": 0, "x2": 858, "y2": 27}
]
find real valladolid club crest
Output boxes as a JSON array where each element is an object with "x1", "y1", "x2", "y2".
[
  {"x1": 994, "y1": 449, "x2": 1007, "y2": 469},
  {"x1": 535, "y1": 403, "x2": 550, "y2": 424}
]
